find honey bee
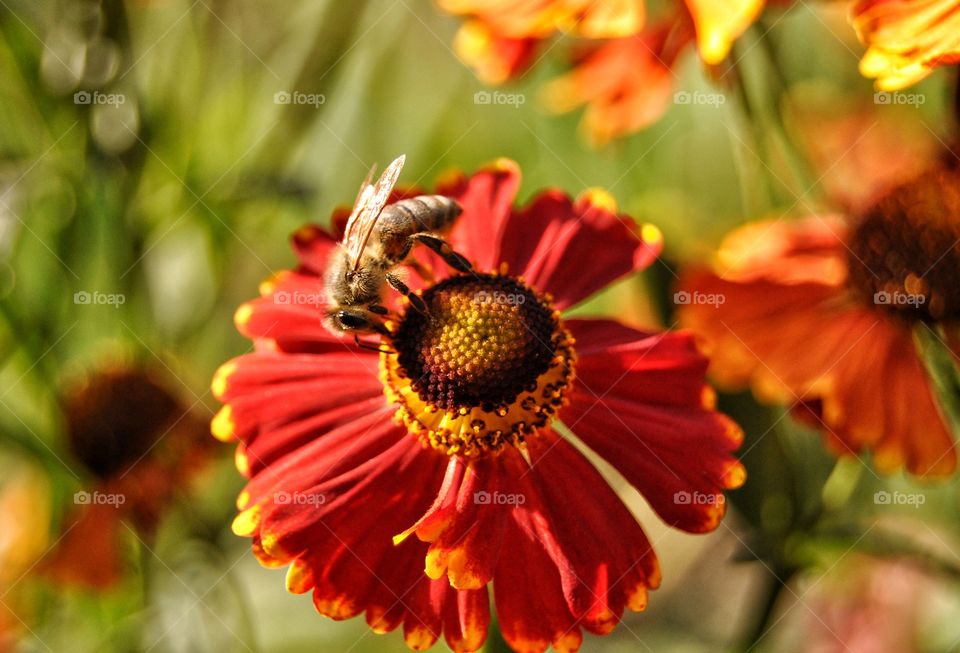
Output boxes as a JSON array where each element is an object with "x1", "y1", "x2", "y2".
[{"x1": 324, "y1": 155, "x2": 472, "y2": 342}]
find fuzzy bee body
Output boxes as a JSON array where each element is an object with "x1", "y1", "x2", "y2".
[
  {"x1": 375, "y1": 195, "x2": 462, "y2": 261},
  {"x1": 323, "y1": 156, "x2": 469, "y2": 337}
]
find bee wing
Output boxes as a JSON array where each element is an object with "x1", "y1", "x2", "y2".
[
  {"x1": 348, "y1": 154, "x2": 405, "y2": 271},
  {"x1": 342, "y1": 164, "x2": 377, "y2": 261}
]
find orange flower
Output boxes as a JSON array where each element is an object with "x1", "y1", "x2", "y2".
[
  {"x1": 0, "y1": 462, "x2": 51, "y2": 651},
  {"x1": 214, "y1": 160, "x2": 744, "y2": 652},
  {"x1": 439, "y1": 0, "x2": 766, "y2": 140},
  {"x1": 852, "y1": 0, "x2": 960, "y2": 90},
  {"x1": 453, "y1": 21, "x2": 542, "y2": 85},
  {"x1": 683, "y1": 0, "x2": 766, "y2": 65},
  {"x1": 678, "y1": 161, "x2": 960, "y2": 476},
  {"x1": 439, "y1": 0, "x2": 645, "y2": 40},
  {"x1": 541, "y1": 20, "x2": 693, "y2": 144}
]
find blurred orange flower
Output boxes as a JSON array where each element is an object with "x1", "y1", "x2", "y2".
[
  {"x1": 852, "y1": 0, "x2": 960, "y2": 90},
  {"x1": 0, "y1": 463, "x2": 51, "y2": 652},
  {"x1": 442, "y1": 0, "x2": 960, "y2": 141},
  {"x1": 439, "y1": 0, "x2": 764, "y2": 140},
  {"x1": 439, "y1": 0, "x2": 646, "y2": 40},
  {"x1": 678, "y1": 161, "x2": 960, "y2": 476},
  {"x1": 541, "y1": 19, "x2": 692, "y2": 144}
]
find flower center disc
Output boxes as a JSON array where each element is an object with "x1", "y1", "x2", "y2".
[
  {"x1": 381, "y1": 273, "x2": 575, "y2": 457},
  {"x1": 847, "y1": 165, "x2": 960, "y2": 322}
]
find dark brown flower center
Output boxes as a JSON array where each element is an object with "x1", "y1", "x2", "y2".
[
  {"x1": 381, "y1": 273, "x2": 575, "y2": 457},
  {"x1": 65, "y1": 369, "x2": 179, "y2": 479},
  {"x1": 847, "y1": 165, "x2": 960, "y2": 322},
  {"x1": 394, "y1": 274, "x2": 558, "y2": 410}
]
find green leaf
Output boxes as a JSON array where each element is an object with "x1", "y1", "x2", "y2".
[{"x1": 914, "y1": 323, "x2": 960, "y2": 439}]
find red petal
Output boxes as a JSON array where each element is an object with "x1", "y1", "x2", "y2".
[
  {"x1": 494, "y1": 477, "x2": 584, "y2": 653},
  {"x1": 497, "y1": 191, "x2": 661, "y2": 310},
  {"x1": 240, "y1": 425, "x2": 489, "y2": 650},
  {"x1": 395, "y1": 456, "x2": 467, "y2": 544},
  {"x1": 520, "y1": 433, "x2": 660, "y2": 633},
  {"x1": 234, "y1": 271, "x2": 338, "y2": 349},
  {"x1": 212, "y1": 352, "x2": 383, "y2": 474},
  {"x1": 290, "y1": 224, "x2": 338, "y2": 275},
  {"x1": 421, "y1": 457, "x2": 510, "y2": 590},
  {"x1": 494, "y1": 535, "x2": 580, "y2": 651},
  {"x1": 237, "y1": 406, "x2": 405, "y2": 516},
  {"x1": 562, "y1": 319, "x2": 744, "y2": 533},
  {"x1": 443, "y1": 586, "x2": 490, "y2": 652},
  {"x1": 439, "y1": 159, "x2": 521, "y2": 272},
  {"x1": 44, "y1": 501, "x2": 124, "y2": 589}
]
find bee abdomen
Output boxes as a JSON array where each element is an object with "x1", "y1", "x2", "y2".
[{"x1": 383, "y1": 195, "x2": 462, "y2": 232}]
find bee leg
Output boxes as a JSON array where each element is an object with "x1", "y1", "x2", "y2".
[
  {"x1": 410, "y1": 234, "x2": 473, "y2": 273},
  {"x1": 368, "y1": 304, "x2": 389, "y2": 315},
  {"x1": 385, "y1": 272, "x2": 428, "y2": 314},
  {"x1": 353, "y1": 335, "x2": 394, "y2": 354}
]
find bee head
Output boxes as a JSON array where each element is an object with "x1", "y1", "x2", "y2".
[{"x1": 326, "y1": 257, "x2": 382, "y2": 306}]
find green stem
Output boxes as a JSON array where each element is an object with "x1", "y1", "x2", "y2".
[
  {"x1": 484, "y1": 619, "x2": 514, "y2": 653},
  {"x1": 727, "y1": 44, "x2": 775, "y2": 216},
  {"x1": 754, "y1": 25, "x2": 821, "y2": 202},
  {"x1": 738, "y1": 567, "x2": 794, "y2": 653}
]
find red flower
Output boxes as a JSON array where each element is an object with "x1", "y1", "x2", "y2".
[
  {"x1": 678, "y1": 164, "x2": 960, "y2": 476},
  {"x1": 213, "y1": 160, "x2": 744, "y2": 652}
]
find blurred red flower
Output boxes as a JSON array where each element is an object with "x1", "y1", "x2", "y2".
[{"x1": 45, "y1": 366, "x2": 212, "y2": 589}]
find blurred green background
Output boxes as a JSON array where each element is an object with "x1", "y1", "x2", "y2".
[{"x1": 2, "y1": 1, "x2": 960, "y2": 651}]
